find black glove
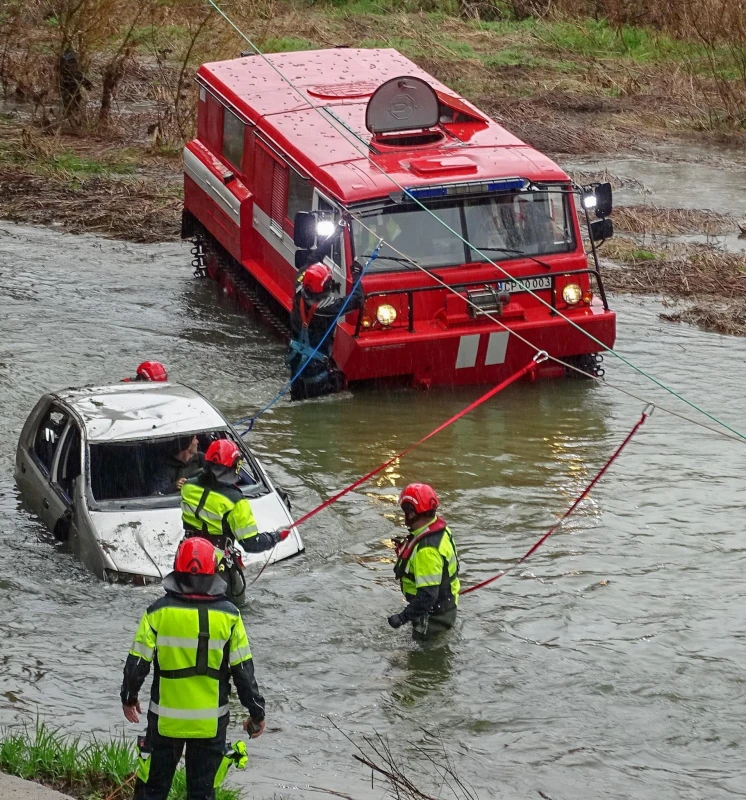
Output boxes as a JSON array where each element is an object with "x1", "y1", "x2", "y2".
[
  {"x1": 388, "y1": 613, "x2": 404, "y2": 629},
  {"x1": 351, "y1": 260, "x2": 362, "y2": 278},
  {"x1": 269, "y1": 529, "x2": 289, "y2": 545}
]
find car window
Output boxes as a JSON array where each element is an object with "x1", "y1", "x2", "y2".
[
  {"x1": 33, "y1": 406, "x2": 69, "y2": 475},
  {"x1": 54, "y1": 423, "x2": 82, "y2": 500},
  {"x1": 88, "y1": 431, "x2": 264, "y2": 506}
]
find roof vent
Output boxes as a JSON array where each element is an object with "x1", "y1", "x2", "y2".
[{"x1": 366, "y1": 76, "x2": 439, "y2": 134}]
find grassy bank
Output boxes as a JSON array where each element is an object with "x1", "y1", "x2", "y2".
[{"x1": 0, "y1": 722, "x2": 241, "y2": 800}]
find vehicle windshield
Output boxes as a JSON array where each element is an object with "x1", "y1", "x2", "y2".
[
  {"x1": 88, "y1": 430, "x2": 266, "y2": 509},
  {"x1": 351, "y1": 187, "x2": 574, "y2": 272}
]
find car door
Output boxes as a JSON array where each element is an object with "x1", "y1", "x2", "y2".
[
  {"x1": 17, "y1": 401, "x2": 72, "y2": 532},
  {"x1": 49, "y1": 420, "x2": 85, "y2": 543},
  {"x1": 312, "y1": 190, "x2": 347, "y2": 296}
]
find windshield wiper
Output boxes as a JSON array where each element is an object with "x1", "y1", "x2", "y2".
[
  {"x1": 361, "y1": 253, "x2": 417, "y2": 269},
  {"x1": 471, "y1": 246, "x2": 554, "y2": 271}
]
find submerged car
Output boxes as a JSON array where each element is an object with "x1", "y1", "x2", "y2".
[{"x1": 15, "y1": 382, "x2": 304, "y2": 583}]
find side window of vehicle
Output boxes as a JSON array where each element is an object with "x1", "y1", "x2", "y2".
[
  {"x1": 287, "y1": 169, "x2": 313, "y2": 225},
  {"x1": 222, "y1": 108, "x2": 245, "y2": 171},
  {"x1": 316, "y1": 196, "x2": 343, "y2": 269},
  {"x1": 33, "y1": 406, "x2": 69, "y2": 475},
  {"x1": 54, "y1": 423, "x2": 82, "y2": 499}
]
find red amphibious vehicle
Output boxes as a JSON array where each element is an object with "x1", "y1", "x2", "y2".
[{"x1": 182, "y1": 47, "x2": 616, "y2": 387}]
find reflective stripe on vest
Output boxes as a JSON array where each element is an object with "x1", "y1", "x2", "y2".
[{"x1": 149, "y1": 702, "x2": 229, "y2": 720}]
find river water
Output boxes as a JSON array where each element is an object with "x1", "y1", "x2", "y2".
[{"x1": 2, "y1": 220, "x2": 746, "y2": 799}]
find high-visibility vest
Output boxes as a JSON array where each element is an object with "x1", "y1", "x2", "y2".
[
  {"x1": 129, "y1": 594, "x2": 254, "y2": 738},
  {"x1": 395, "y1": 517, "x2": 460, "y2": 606},
  {"x1": 181, "y1": 479, "x2": 258, "y2": 546}
]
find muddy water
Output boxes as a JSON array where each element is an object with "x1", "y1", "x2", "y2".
[
  {"x1": 2, "y1": 221, "x2": 746, "y2": 799},
  {"x1": 565, "y1": 150, "x2": 746, "y2": 254}
]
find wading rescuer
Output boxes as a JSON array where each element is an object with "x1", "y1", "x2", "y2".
[
  {"x1": 286, "y1": 261, "x2": 364, "y2": 401},
  {"x1": 122, "y1": 361, "x2": 168, "y2": 382},
  {"x1": 181, "y1": 440, "x2": 288, "y2": 591},
  {"x1": 121, "y1": 537, "x2": 265, "y2": 800},
  {"x1": 388, "y1": 483, "x2": 460, "y2": 639}
]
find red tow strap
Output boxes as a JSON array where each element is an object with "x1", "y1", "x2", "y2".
[
  {"x1": 460, "y1": 405, "x2": 652, "y2": 596},
  {"x1": 248, "y1": 357, "x2": 540, "y2": 586}
]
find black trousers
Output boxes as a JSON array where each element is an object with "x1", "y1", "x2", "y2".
[{"x1": 133, "y1": 718, "x2": 227, "y2": 800}]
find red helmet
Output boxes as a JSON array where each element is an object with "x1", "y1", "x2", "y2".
[
  {"x1": 174, "y1": 537, "x2": 217, "y2": 576},
  {"x1": 302, "y1": 262, "x2": 333, "y2": 294},
  {"x1": 399, "y1": 483, "x2": 439, "y2": 515},
  {"x1": 205, "y1": 439, "x2": 240, "y2": 469},
  {"x1": 136, "y1": 361, "x2": 168, "y2": 382}
]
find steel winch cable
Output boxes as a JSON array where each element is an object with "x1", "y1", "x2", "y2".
[
  {"x1": 461, "y1": 404, "x2": 652, "y2": 596},
  {"x1": 204, "y1": 0, "x2": 746, "y2": 443},
  {"x1": 247, "y1": 356, "x2": 543, "y2": 586},
  {"x1": 350, "y1": 216, "x2": 746, "y2": 446}
]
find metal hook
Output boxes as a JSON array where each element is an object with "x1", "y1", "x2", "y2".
[
  {"x1": 533, "y1": 350, "x2": 549, "y2": 364},
  {"x1": 643, "y1": 403, "x2": 655, "y2": 417}
]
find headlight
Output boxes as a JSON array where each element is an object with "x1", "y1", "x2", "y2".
[
  {"x1": 376, "y1": 303, "x2": 397, "y2": 326},
  {"x1": 316, "y1": 219, "x2": 336, "y2": 237},
  {"x1": 562, "y1": 283, "x2": 582, "y2": 305},
  {"x1": 582, "y1": 193, "x2": 597, "y2": 210}
]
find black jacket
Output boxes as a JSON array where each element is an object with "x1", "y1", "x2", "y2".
[
  {"x1": 289, "y1": 274, "x2": 364, "y2": 355},
  {"x1": 149, "y1": 452, "x2": 205, "y2": 495}
]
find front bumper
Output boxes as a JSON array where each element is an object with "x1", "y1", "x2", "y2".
[{"x1": 335, "y1": 306, "x2": 616, "y2": 387}]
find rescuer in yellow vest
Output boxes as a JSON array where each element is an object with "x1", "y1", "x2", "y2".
[
  {"x1": 181, "y1": 439, "x2": 288, "y2": 553},
  {"x1": 120, "y1": 537, "x2": 265, "y2": 800},
  {"x1": 388, "y1": 483, "x2": 460, "y2": 639}
]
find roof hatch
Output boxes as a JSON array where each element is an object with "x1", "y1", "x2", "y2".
[
  {"x1": 366, "y1": 76, "x2": 439, "y2": 134},
  {"x1": 408, "y1": 156, "x2": 477, "y2": 177}
]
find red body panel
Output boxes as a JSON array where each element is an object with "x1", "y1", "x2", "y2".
[{"x1": 183, "y1": 48, "x2": 617, "y2": 386}]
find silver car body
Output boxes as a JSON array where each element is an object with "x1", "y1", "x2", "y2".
[{"x1": 14, "y1": 382, "x2": 304, "y2": 580}]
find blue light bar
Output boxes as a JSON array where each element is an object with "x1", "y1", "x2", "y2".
[
  {"x1": 406, "y1": 186, "x2": 449, "y2": 199},
  {"x1": 404, "y1": 177, "x2": 528, "y2": 201}
]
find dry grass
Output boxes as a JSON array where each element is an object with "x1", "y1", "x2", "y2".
[
  {"x1": 661, "y1": 300, "x2": 746, "y2": 336},
  {"x1": 0, "y1": 167, "x2": 181, "y2": 241},
  {"x1": 613, "y1": 205, "x2": 735, "y2": 236}
]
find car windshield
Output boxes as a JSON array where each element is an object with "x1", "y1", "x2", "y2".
[
  {"x1": 88, "y1": 430, "x2": 266, "y2": 509},
  {"x1": 351, "y1": 187, "x2": 574, "y2": 271}
]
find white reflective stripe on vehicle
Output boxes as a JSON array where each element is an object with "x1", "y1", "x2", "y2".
[
  {"x1": 455, "y1": 335, "x2": 479, "y2": 369},
  {"x1": 183, "y1": 148, "x2": 240, "y2": 226},
  {"x1": 484, "y1": 331, "x2": 509, "y2": 366},
  {"x1": 234, "y1": 523, "x2": 258, "y2": 538},
  {"x1": 229, "y1": 645, "x2": 252, "y2": 664},
  {"x1": 130, "y1": 642, "x2": 154, "y2": 659},
  {"x1": 415, "y1": 573, "x2": 442, "y2": 587},
  {"x1": 149, "y1": 702, "x2": 229, "y2": 719},
  {"x1": 157, "y1": 636, "x2": 228, "y2": 650},
  {"x1": 180, "y1": 502, "x2": 223, "y2": 522}
]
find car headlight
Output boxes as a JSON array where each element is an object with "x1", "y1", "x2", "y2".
[
  {"x1": 562, "y1": 283, "x2": 582, "y2": 305},
  {"x1": 376, "y1": 303, "x2": 397, "y2": 326}
]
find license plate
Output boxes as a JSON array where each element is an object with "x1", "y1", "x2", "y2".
[{"x1": 497, "y1": 276, "x2": 552, "y2": 294}]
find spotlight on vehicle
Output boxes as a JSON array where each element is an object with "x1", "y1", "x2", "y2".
[
  {"x1": 316, "y1": 219, "x2": 337, "y2": 238},
  {"x1": 562, "y1": 283, "x2": 582, "y2": 305},
  {"x1": 582, "y1": 193, "x2": 597, "y2": 210},
  {"x1": 376, "y1": 303, "x2": 397, "y2": 326}
]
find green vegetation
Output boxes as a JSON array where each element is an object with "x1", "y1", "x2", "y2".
[{"x1": 0, "y1": 721, "x2": 241, "y2": 800}]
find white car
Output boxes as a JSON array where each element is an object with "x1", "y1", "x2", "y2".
[{"x1": 14, "y1": 382, "x2": 303, "y2": 584}]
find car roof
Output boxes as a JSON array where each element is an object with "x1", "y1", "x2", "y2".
[{"x1": 52, "y1": 383, "x2": 228, "y2": 442}]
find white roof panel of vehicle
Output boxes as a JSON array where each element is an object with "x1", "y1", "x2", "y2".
[{"x1": 54, "y1": 383, "x2": 227, "y2": 442}]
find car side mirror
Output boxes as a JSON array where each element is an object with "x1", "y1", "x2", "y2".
[
  {"x1": 594, "y1": 182, "x2": 612, "y2": 218},
  {"x1": 293, "y1": 212, "x2": 316, "y2": 249},
  {"x1": 591, "y1": 218, "x2": 614, "y2": 242}
]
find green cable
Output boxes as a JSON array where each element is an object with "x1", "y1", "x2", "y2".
[{"x1": 205, "y1": 0, "x2": 746, "y2": 442}]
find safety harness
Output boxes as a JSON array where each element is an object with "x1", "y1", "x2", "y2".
[{"x1": 286, "y1": 298, "x2": 330, "y2": 381}]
